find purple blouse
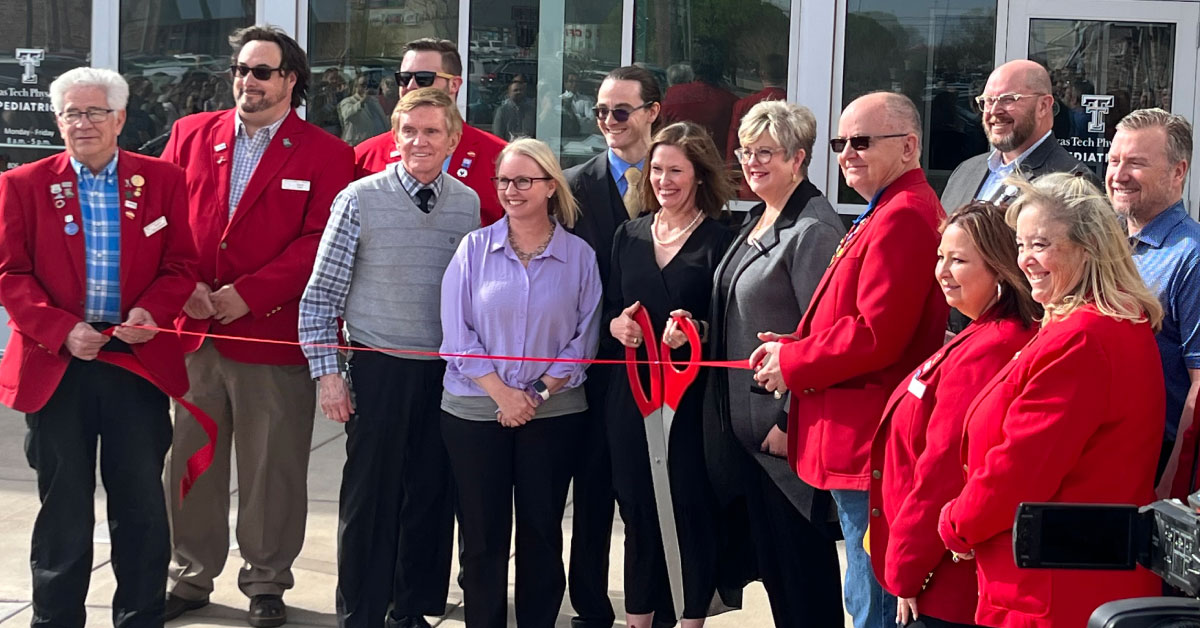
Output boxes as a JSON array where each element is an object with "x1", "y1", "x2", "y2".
[{"x1": 440, "y1": 218, "x2": 602, "y2": 396}]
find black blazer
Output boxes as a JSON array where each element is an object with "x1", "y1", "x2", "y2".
[
  {"x1": 566, "y1": 152, "x2": 628, "y2": 294},
  {"x1": 940, "y1": 132, "x2": 1097, "y2": 212}
]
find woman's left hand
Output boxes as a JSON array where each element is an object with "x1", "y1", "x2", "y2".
[
  {"x1": 749, "y1": 340, "x2": 787, "y2": 394},
  {"x1": 897, "y1": 597, "x2": 919, "y2": 625},
  {"x1": 663, "y1": 309, "x2": 694, "y2": 349}
]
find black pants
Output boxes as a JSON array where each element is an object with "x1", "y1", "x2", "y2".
[
  {"x1": 335, "y1": 353, "x2": 453, "y2": 627},
  {"x1": 25, "y1": 358, "x2": 172, "y2": 628},
  {"x1": 743, "y1": 456, "x2": 843, "y2": 628},
  {"x1": 442, "y1": 412, "x2": 584, "y2": 628},
  {"x1": 569, "y1": 366, "x2": 616, "y2": 627}
]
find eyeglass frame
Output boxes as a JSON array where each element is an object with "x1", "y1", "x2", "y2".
[
  {"x1": 829, "y1": 134, "x2": 908, "y2": 153},
  {"x1": 973, "y1": 92, "x2": 1047, "y2": 111},
  {"x1": 395, "y1": 70, "x2": 458, "y2": 88},
  {"x1": 492, "y1": 176, "x2": 554, "y2": 190},
  {"x1": 592, "y1": 102, "x2": 654, "y2": 123},
  {"x1": 57, "y1": 108, "x2": 115, "y2": 124},
  {"x1": 230, "y1": 64, "x2": 287, "y2": 81},
  {"x1": 733, "y1": 146, "x2": 790, "y2": 165}
]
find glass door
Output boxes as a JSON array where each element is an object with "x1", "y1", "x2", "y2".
[{"x1": 1007, "y1": 0, "x2": 1199, "y2": 208}]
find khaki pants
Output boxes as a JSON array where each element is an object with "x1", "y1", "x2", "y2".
[{"x1": 165, "y1": 340, "x2": 316, "y2": 600}]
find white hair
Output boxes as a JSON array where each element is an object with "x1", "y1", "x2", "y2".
[{"x1": 49, "y1": 67, "x2": 129, "y2": 113}]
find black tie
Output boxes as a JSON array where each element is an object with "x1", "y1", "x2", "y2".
[{"x1": 416, "y1": 188, "x2": 434, "y2": 213}]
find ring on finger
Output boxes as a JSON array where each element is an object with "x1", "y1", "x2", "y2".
[{"x1": 773, "y1": 390, "x2": 783, "y2": 400}]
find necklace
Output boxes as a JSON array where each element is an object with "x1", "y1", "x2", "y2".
[
  {"x1": 652, "y1": 209, "x2": 703, "y2": 246},
  {"x1": 508, "y1": 217, "x2": 555, "y2": 263}
]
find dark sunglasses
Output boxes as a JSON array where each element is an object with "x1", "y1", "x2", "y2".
[
  {"x1": 230, "y1": 64, "x2": 286, "y2": 80},
  {"x1": 395, "y1": 70, "x2": 457, "y2": 87},
  {"x1": 592, "y1": 102, "x2": 653, "y2": 122},
  {"x1": 829, "y1": 133, "x2": 908, "y2": 153}
]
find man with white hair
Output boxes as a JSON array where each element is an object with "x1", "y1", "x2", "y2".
[{"x1": 0, "y1": 67, "x2": 197, "y2": 627}]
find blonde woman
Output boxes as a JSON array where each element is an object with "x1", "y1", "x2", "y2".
[
  {"x1": 938, "y1": 173, "x2": 1164, "y2": 627},
  {"x1": 440, "y1": 138, "x2": 602, "y2": 628}
]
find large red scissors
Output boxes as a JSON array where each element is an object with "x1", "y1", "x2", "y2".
[{"x1": 624, "y1": 306, "x2": 701, "y2": 621}]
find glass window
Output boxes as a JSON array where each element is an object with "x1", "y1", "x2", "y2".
[
  {"x1": 1029, "y1": 19, "x2": 1176, "y2": 179},
  {"x1": 119, "y1": 0, "x2": 254, "y2": 156},
  {"x1": 633, "y1": 0, "x2": 791, "y2": 199},
  {"x1": 307, "y1": 0, "x2": 458, "y2": 146},
  {"x1": 467, "y1": 0, "x2": 622, "y2": 168},
  {"x1": 0, "y1": 1, "x2": 92, "y2": 172},
  {"x1": 839, "y1": 1, "x2": 997, "y2": 204}
]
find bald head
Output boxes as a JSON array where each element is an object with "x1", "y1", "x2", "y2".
[
  {"x1": 989, "y1": 60, "x2": 1053, "y2": 95},
  {"x1": 981, "y1": 60, "x2": 1055, "y2": 159},
  {"x1": 837, "y1": 91, "x2": 923, "y2": 197}
]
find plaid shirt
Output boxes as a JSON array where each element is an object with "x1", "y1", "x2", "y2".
[
  {"x1": 72, "y1": 155, "x2": 122, "y2": 323},
  {"x1": 229, "y1": 113, "x2": 287, "y2": 218},
  {"x1": 298, "y1": 164, "x2": 443, "y2": 378}
]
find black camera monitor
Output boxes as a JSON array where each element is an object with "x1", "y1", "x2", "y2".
[{"x1": 1014, "y1": 502, "x2": 1140, "y2": 570}]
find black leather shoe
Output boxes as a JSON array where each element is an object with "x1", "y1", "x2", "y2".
[
  {"x1": 247, "y1": 594, "x2": 287, "y2": 627},
  {"x1": 164, "y1": 593, "x2": 209, "y2": 621},
  {"x1": 384, "y1": 614, "x2": 432, "y2": 628}
]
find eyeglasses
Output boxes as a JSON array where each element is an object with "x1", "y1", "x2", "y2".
[
  {"x1": 58, "y1": 108, "x2": 114, "y2": 124},
  {"x1": 973, "y1": 92, "x2": 1045, "y2": 111},
  {"x1": 733, "y1": 147, "x2": 788, "y2": 165},
  {"x1": 829, "y1": 134, "x2": 908, "y2": 153},
  {"x1": 592, "y1": 102, "x2": 653, "y2": 122},
  {"x1": 492, "y1": 176, "x2": 553, "y2": 190},
  {"x1": 395, "y1": 70, "x2": 457, "y2": 87},
  {"x1": 230, "y1": 64, "x2": 286, "y2": 80}
]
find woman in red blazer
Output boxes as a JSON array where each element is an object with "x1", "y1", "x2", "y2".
[
  {"x1": 868, "y1": 202, "x2": 1039, "y2": 628},
  {"x1": 938, "y1": 173, "x2": 1165, "y2": 628}
]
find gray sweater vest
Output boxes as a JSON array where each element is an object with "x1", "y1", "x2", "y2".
[{"x1": 343, "y1": 169, "x2": 480, "y2": 358}]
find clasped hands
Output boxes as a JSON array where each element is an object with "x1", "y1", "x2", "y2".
[
  {"x1": 748, "y1": 330, "x2": 798, "y2": 396},
  {"x1": 184, "y1": 281, "x2": 250, "y2": 325},
  {"x1": 64, "y1": 307, "x2": 159, "y2": 360},
  {"x1": 609, "y1": 301, "x2": 695, "y2": 350}
]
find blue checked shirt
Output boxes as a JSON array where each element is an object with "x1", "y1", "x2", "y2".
[
  {"x1": 229, "y1": 113, "x2": 287, "y2": 218},
  {"x1": 72, "y1": 155, "x2": 122, "y2": 323},
  {"x1": 299, "y1": 164, "x2": 444, "y2": 378}
]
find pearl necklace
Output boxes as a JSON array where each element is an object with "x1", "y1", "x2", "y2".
[{"x1": 652, "y1": 209, "x2": 703, "y2": 246}]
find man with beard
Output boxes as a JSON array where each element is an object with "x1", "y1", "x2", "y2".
[
  {"x1": 159, "y1": 25, "x2": 354, "y2": 626},
  {"x1": 941, "y1": 60, "x2": 1093, "y2": 212},
  {"x1": 1106, "y1": 109, "x2": 1200, "y2": 501}
]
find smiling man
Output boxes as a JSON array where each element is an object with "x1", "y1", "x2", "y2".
[
  {"x1": 159, "y1": 25, "x2": 354, "y2": 626},
  {"x1": 941, "y1": 60, "x2": 1093, "y2": 212}
]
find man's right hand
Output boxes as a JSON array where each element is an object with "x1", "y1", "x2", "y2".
[
  {"x1": 318, "y1": 373, "x2": 354, "y2": 423},
  {"x1": 183, "y1": 282, "x2": 216, "y2": 319},
  {"x1": 65, "y1": 322, "x2": 108, "y2": 361}
]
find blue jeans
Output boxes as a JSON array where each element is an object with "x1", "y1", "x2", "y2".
[{"x1": 832, "y1": 489, "x2": 896, "y2": 628}]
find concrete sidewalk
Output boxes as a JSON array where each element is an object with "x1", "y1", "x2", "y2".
[{"x1": 0, "y1": 404, "x2": 851, "y2": 627}]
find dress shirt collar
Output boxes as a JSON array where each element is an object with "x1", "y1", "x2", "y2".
[
  {"x1": 1130, "y1": 200, "x2": 1188, "y2": 249},
  {"x1": 607, "y1": 149, "x2": 643, "y2": 183},
  {"x1": 234, "y1": 110, "x2": 288, "y2": 141},
  {"x1": 70, "y1": 152, "x2": 118, "y2": 179},
  {"x1": 488, "y1": 217, "x2": 567, "y2": 263},
  {"x1": 986, "y1": 129, "x2": 1052, "y2": 173},
  {"x1": 395, "y1": 162, "x2": 444, "y2": 202}
]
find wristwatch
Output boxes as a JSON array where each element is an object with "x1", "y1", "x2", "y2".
[{"x1": 527, "y1": 379, "x2": 551, "y2": 407}]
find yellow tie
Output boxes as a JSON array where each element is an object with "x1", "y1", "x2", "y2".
[{"x1": 622, "y1": 167, "x2": 642, "y2": 219}]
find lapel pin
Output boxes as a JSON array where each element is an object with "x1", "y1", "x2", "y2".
[
  {"x1": 125, "y1": 191, "x2": 133, "y2": 199},
  {"x1": 64, "y1": 190, "x2": 74, "y2": 198},
  {"x1": 54, "y1": 199, "x2": 65, "y2": 209},
  {"x1": 64, "y1": 214, "x2": 73, "y2": 223},
  {"x1": 130, "y1": 174, "x2": 145, "y2": 187},
  {"x1": 134, "y1": 189, "x2": 142, "y2": 197},
  {"x1": 215, "y1": 142, "x2": 227, "y2": 152},
  {"x1": 125, "y1": 210, "x2": 136, "y2": 220},
  {"x1": 282, "y1": 138, "x2": 293, "y2": 148},
  {"x1": 50, "y1": 184, "x2": 61, "y2": 194},
  {"x1": 64, "y1": 222, "x2": 78, "y2": 236}
]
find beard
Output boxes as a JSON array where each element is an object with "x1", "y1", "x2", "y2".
[
  {"x1": 986, "y1": 111, "x2": 1037, "y2": 153},
  {"x1": 235, "y1": 86, "x2": 286, "y2": 114}
]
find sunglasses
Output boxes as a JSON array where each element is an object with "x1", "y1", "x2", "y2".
[
  {"x1": 230, "y1": 64, "x2": 286, "y2": 81},
  {"x1": 395, "y1": 70, "x2": 457, "y2": 87},
  {"x1": 592, "y1": 102, "x2": 653, "y2": 122},
  {"x1": 829, "y1": 133, "x2": 908, "y2": 153}
]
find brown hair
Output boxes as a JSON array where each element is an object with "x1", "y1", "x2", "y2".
[
  {"x1": 391, "y1": 87, "x2": 463, "y2": 140},
  {"x1": 604, "y1": 65, "x2": 664, "y2": 132},
  {"x1": 641, "y1": 121, "x2": 734, "y2": 218},
  {"x1": 1116, "y1": 107, "x2": 1193, "y2": 174},
  {"x1": 943, "y1": 201, "x2": 1041, "y2": 328},
  {"x1": 229, "y1": 25, "x2": 309, "y2": 109},
  {"x1": 404, "y1": 38, "x2": 462, "y2": 77}
]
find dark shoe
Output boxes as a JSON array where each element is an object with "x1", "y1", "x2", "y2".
[
  {"x1": 164, "y1": 593, "x2": 209, "y2": 621},
  {"x1": 247, "y1": 594, "x2": 287, "y2": 628},
  {"x1": 385, "y1": 614, "x2": 432, "y2": 628}
]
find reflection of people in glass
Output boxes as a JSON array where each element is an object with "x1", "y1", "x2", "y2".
[
  {"x1": 725, "y1": 53, "x2": 787, "y2": 160},
  {"x1": 662, "y1": 49, "x2": 738, "y2": 152},
  {"x1": 378, "y1": 74, "x2": 398, "y2": 118},
  {"x1": 492, "y1": 75, "x2": 536, "y2": 141},
  {"x1": 339, "y1": 75, "x2": 389, "y2": 146},
  {"x1": 310, "y1": 67, "x2": 347, "y2": 137},
  {"x1": 560, "y1": 72, "x2": 596, "y2": 137}
]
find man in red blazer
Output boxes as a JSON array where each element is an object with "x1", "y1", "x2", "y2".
[
  {"x1": 751, "y1": 91, "x2": 948, "y2": 628},
  {"x1": 353, "y1": 38, "x2": 505, "y2": 226},
  {"x1": 0, "y1": 67, "x2": 196, "y2": 627},
  {"x1": 159, "y1": 26, "x2": 354, "y2": 626}
]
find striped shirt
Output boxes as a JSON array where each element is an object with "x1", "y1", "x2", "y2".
[
  {"x1": 1130, "y1": 200, "x2": 1200, "y2": 440},
  {"x1": 229, "y1": 113, "x2": 287, "y2": 217},
  {"x1": 71, "y1": 155, "x2": 122, "y2": 323}
]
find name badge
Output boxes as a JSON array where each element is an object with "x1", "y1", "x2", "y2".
[
  {"x1": 907, "y1": 374, "x2": 927, "y2": 400},
  {"x1": 124, "y1": 200, "x2": 138, "y2": 209},
  {"x1": 143, "y1": 216, "x2": 167, "y2": 237},
  {"x1": 281, "y1": 178, "x2": 311, "y2": 192}
]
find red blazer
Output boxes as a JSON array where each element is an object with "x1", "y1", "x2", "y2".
[
  {"x1": 780, "y1": 168, "x2": 948, "y2": 490},
  {"x1": 161, "y1": 109, "x2": 354, "y2": 365},
  {"x1": 725, "y1": 86, "x2": 786, "y2": 159},
  {"x1": 353, "y1": 123, "x2": 505, "y2": 226},
  {"x1": 940, "y1": 305, "x2": 1163, "y2": 628},
  {"x1": 0, "y1": 150, "x2": 197, "y2": 411},
  {"x1": 661, "y1": 81, "x2": 739, "y2": 155},
  {"x1": 868, "y1": 312, "x2": 1035, "y2": 624}
]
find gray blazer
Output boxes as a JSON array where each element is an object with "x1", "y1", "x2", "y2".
[
  {"x1": 703, "y1": 179, "x2": 845, "y2": 522},
  {"x1": 940, "y1": 132, "x2": 1096, "y2": 212}
]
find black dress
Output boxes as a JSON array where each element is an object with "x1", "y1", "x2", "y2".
[{"x1": 603, "y1": 214, "x2": 733, "y2": 619}]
